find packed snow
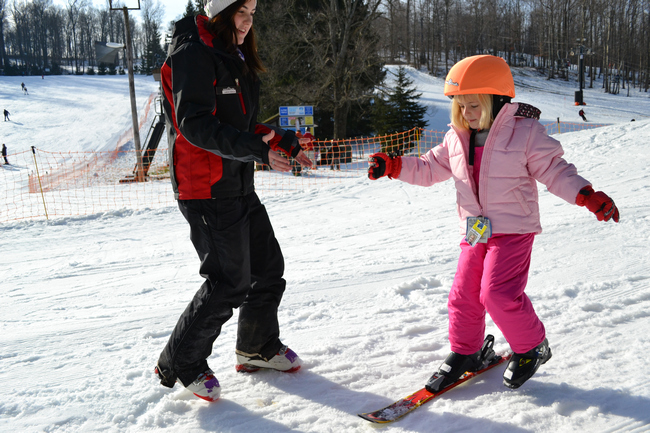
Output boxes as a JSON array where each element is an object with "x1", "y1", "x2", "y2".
[{"x1": 1, "y1": 66, "x2": 650, "y2": 433}]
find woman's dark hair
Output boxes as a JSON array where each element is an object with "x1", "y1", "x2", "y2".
[{"x1": 205, "y1": 0, "x2": 265, "y2": 77}]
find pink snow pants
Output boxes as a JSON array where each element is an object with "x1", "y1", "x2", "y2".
[{"x1": 448, "y1": 233, "x2": 546, "y2": 355}]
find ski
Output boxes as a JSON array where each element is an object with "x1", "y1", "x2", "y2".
[{"x1": 358, "y1": 353, "x2": 512, "y2": 424}]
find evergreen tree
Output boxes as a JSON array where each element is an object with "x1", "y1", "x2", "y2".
[
  {"x1": 373, "y1": 67, "x2": 428, "y2": 134},
  {"x1": 372, "y1": 67, "x2": 428, "y2": 154},
  {"x1": 143, "y1": 26, "x2": 166, "y2": 73},
  {"x1": 183, "y1": 0, "x2": 203, "y2": 18},
  {"x1": 141, "y1": 0, "x2": 166, "y2": 74}
]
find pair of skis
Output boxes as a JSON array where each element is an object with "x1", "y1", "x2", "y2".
[{"x1": 358, "y1": 337, "x2": 511, "y2": 424}]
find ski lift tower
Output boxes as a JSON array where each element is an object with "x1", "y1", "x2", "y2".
[{"x1": 110, "y1": 0, "x2": 144, "y2": 182}]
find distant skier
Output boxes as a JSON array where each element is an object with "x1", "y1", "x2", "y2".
[
  {"x1": 3, "y1": 109, "x2": 9, "y2": 121},
  {"x1": 368, "y1": 55, "x2": 620, "y2": 391},
  {"x1": 579, "y1": 109, "x2": 587, "y2": 122},
  {"x1": 21, "y1": 82, "x2": 25, "y2": 91},
  {"x1": 2, "y1": 144, "x2": 8, "y2": 164}
]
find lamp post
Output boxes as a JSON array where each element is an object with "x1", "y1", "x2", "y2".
[
  {"x1": 110, "y1": 0, "x2": 144, "y2": 182},
  {"x1": 573, "y1": 39, "x2": 588, "y2": 106},
  {"x1": 578, "y1": 45, "x2": 585, "y2": 92}
]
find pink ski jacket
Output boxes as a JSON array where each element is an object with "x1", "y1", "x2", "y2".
[{"x1": 399, "y1": 103, "x2": 590, "y2": 235}]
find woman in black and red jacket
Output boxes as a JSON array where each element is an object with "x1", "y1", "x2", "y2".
[{"x1": 155, "y1": 0, "x2": 312, "y2": 402}]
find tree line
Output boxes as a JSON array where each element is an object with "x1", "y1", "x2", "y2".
[
  {"x1": 256, "y1": 0, "x2": 650, "y2": 138},
  {"x1": 379, "y1": 0, "x2": 650, "y2": 94},
  {"x1": 0, "y1": 0, "x2": 165, "y2": 76},
  {"x1": 1, "y1": 0, "x2": 648, "y2": 139}
]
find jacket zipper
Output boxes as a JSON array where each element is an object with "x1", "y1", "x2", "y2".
[
  {"x1": 235, "y1": 79, "x2": 247, "y2": 114},
  {"x1": 454, "y1": 125, "x2": 484, "y2": 215},
  {"x1": 478, "y1": 105, "x2": 511, "y2": 216}
]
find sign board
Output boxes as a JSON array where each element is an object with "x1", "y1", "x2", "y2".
[
  {"x1": 279, "y1": 106, "x2": 313, "y2": 117},
  {"x1": 278, "y1": 105, "x2": 315, "y2": 136},
  {"x1": 279, "y1": 116, "x2": 314, "y2": 127}
]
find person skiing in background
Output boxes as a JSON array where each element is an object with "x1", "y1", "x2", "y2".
[
  {"x1": 2, "y1": 144, "x2": 8, "y2": 164},
  {"x1": 154, "y1": 0, "x2": 313, "y2": 403},
  {"x1": 3, "y1": 109, "x2": 9, "y2": 121},
  {"x1": 579, "y1": 108, "x2": 587, "y2": 122},
  {"x1": 367, "y1": 55, "x2": 619, "y2": 391}
]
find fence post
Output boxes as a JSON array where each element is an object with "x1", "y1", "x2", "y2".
[
  {"x1": 31, "y1": 146, "x2": 49, "y2": 220},
  {"x1": 557, "y1": 117, "x2": 561, "y2": 134}
]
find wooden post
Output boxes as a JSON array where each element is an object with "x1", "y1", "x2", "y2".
[
  {"x1": 111, "y1": 0, "x2": 143, "y2": 182},
  {"x1": 122, "y1": 6, "x2": 144, "y2": 182}
]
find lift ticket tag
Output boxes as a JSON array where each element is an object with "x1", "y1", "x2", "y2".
[{"x1": 466, "y1": 217, "x2": 491, "y2": 246}]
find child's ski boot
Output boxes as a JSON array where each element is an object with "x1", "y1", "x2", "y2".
[
  {"x1": 503, "y1": 338, "x2": 551, "y2": 389},
  {"x1": 425, "y1": 335, "x2": 497, "y2": 393}
]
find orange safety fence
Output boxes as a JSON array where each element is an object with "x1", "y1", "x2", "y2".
[{"x1": 1, "y1": 121, "x2": 609, "y2": 223}]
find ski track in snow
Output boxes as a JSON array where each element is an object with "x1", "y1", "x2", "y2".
[{"x1": 1, "y1": 69, "x2": 650, "y2": 432}]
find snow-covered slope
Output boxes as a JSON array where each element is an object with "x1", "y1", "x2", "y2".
[{"x1": 1, "y1": 69, "x2": 649, "y2": 433}]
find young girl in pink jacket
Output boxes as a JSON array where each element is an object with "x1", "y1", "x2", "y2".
[{"x1": 368, "y1": 55, "x2": 619, "y2": 390}]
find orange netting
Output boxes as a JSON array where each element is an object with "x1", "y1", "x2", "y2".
[{"x1": 1, "y1": 121, "x2": 609, "y2": 223}]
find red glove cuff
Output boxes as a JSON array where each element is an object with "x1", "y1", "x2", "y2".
[
  {"x1": 576, "y1": 185, "x2": 594, "y2": 206},
  {"x1": 576, "y1": 185, "x2": 619, "y2": 222},
  {"x1": 387, "y1": 155, "x2": 402, "y2": 179}
]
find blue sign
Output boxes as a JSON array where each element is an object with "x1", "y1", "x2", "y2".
[{"x1": 279, "y1": 106, "x2": 313, "y2": 116}]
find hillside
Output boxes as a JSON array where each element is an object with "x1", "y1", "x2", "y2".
[{"x1": 1, "y1": 68, "x2": 650, "y2": 433}]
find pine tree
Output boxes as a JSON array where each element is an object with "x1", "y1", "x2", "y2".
[
  {"x1": 373, "y1": 67, "x2": 428, "y2": 134},
  {"x1": 372, "y1": 67, "x2": 428, "y2": 154},
  {"x1": 183, "y1": 0, "x2": 203, "y2": 18},
  {"x1": 142, "y1": 16, "x2": 166, "y2": 74}
]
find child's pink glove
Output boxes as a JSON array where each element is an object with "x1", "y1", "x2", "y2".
[
  {"x1": 576, "y1": 185, "x2": 620, "y2": 222},
  {"x1": 368, "y1": 153, "x2": 402, "y2": 180}
]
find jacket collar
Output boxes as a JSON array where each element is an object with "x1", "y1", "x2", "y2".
[
  {"x1": 196, "y1": 15, "x2": 215, "y2": 48},
  {"x1": 196, "y1": 15, "x2": 241, "y2": 61},
  {"x1": 449, "y1": 101, "x2": 538, "y2": 140}
]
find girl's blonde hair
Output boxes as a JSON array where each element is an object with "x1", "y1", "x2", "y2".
[{"x1": 450, "y1": 94, "x2": 493, "y2": 130}]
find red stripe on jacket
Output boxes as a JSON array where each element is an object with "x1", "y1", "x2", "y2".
[{"x1": 161, "y1": 61, "x2": 223, "y2": 199}]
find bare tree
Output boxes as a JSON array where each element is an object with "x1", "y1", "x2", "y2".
[
  {"x1": 321, "y1": 0, "x2": 384, "y2": 137},
  {"x1": 257, "y1": 0, "x2": 384, "y2": 138},
  {"x1": 66, "y1": 0, "x2": 87, "y2": 73},
  {"x1": 0, "y1": 0, "x2": 7, "y2": 68}
]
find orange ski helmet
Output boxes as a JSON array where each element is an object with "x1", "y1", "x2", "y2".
[{"x1": 444, "y1": 55, "x2": 515, "y2": 98}]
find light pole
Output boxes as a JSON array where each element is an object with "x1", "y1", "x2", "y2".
[
  {"x1": 573, "y1": 39, "x2": 587, "y2": 106},
  {"x1": 578, "y1": 46, "x2": 585, "y2": 92},
  {"x1": 110, "y1": 0, "x2": 144, "y2": 182}
]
